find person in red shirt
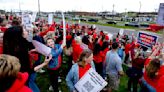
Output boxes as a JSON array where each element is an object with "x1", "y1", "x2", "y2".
[
  {"x1": 124, "y1": 41, "x2": 132, "y2": 64},
  {"x1": 0, "y1": 54, "x2": 32, "y2": 92},
  {"x1": 93, "y1": 43, "x2": 105, "y2": 76},
  {"x1": 72, "y1": 36, "x2": 83, "y2": 63},
  {"x1": 66, "y1": 50, "x2": 95, "y2": 92}
]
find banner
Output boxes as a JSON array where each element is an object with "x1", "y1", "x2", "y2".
[
  {"x1": 75, "y1": 68, "x2": 107, "y2": 92},
  {"x1": 156, "y1": 3, "x2": 164, "y2": 26},
  {"x1": 137, "y1": 32, "x2": 158, "y2": 48}
]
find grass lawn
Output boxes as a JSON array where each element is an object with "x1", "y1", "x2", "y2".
[{"x1": 36, "y1": 55, "x2": 130, "y2": 92}]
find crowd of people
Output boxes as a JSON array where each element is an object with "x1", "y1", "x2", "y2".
[{"x1": 0, "y1": 13, "x2": 164, "y2": 92}]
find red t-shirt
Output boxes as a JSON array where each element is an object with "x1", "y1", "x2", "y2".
[
  {"x1": 157, "y1": 75, "x2": 164, "y2": 92},
  {"x1": 93, "y1": 51, "x2": 105, "y2": 63},
  {"x1": 72, "y1": 42, "x2": 83, "y2": 63},
  {"x1": 144, "y1": 62, "x2": 164, "y2": 89},
  {"x1": 125, "y1": 43, "x2": 131, "y2": 54},
  {"x1": 79, "y1": 64, "x2": 91, "y2": 79},
  {"x1": 0, "y1": 27, "x2": 7, "y2": 32}
]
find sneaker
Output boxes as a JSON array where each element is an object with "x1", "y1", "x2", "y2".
[
  {"x1": 58, "y1": 77, "x2": 62, "y2": 83},
  {"x1": 38, "y1": 69, "x2": 45, "y2": 73},
  {"x1": 49, "y1": 86, "x2": 53, "y2": 91}
]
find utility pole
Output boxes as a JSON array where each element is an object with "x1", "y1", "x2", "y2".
[
  {"x1": 138, "y1": 1, "x2": 142, "y2": 22},
  {"x1": 38, "y1": 0, "x2": 41, "y2": 16},
  {"x1": 112, "y1": 4, "x2": 115, "y2": 21}
]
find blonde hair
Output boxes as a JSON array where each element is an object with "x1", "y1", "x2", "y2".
[{"x1": 0, "y1": 54, "x2": 20, "y2": 91}]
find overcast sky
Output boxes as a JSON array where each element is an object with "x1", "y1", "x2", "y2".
[{"x1": 0, "y1": 0, "x2": 163, "y2": 12}]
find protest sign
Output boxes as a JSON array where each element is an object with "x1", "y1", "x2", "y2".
[
  {"x1": 48, "y1": 14, "x2": 53, "y2": 24},
  {"x1": 119, "y1": 29, "x2": 124, "y2": 36},
  {"x1": 32, "y1": 40, "x2": 51, "y2": 56},
  {"x1": 137, "y1": 32, "x2": 158, "y2": 48},
  {"x1": 31, "y1": 12, "x2": 37, "y2": 22},
  {"x1": 108, "y1": 33, "x2": 113, "y2": 40},
  {"x1": 75, "y1": 68, "x2": 108, "y2": 92},
  {"x1": 62, "y1": 12, "x2": 66, "y2": 43},
  {"x1": 22, "y1": 13, "x2": 33, "y2": 29}
]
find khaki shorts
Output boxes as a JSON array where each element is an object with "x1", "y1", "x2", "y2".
[{"x1": 107, "y1": 74, "x2": 120, "y2": 90}]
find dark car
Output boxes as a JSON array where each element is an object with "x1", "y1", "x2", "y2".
[
  {"x1": 125, "y1": 22, "x2": 140, "y2": 27},
  {"x1": 88, "y1": 19, "x2": 98, "y2": 22},
  {"x1": 140, "y1": 23, "x2": 150, "y2": 27},
  {"x1": 106, "y1": 21, "x2": 117, "y2": 24},
  {"x1": 80, "y1": 18, "x2": 87, "y2": 21}
]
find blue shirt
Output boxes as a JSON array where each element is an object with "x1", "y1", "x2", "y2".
[
  {"x1": 48, "y1": 44, "x2": 63, "y2": 69},
  {"x1": 105, "y1": 50, "x2": 123, "y2": 76}
]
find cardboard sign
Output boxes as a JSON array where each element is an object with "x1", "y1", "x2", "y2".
[
  {"x1": 108, "y1": 33, "x2": 113, "y2": 40},
  {"x1": 119, "y1": 29, "x2": 124, "y2": 36},
  {"x1": 75, "y1": 68, "x2": 108, "y2": 92},
  {"x1": 48, "y1": 14, "x2": 53, "y2": 24},
  {"x1": 32, "y1": 40, "x2": 51, "y2": 56},
  {"x1": 31, "y1": 12, "x2": 37, "y2": 22},
  {"x1": 137, "y1": 32, "x2": 158, "y2": 48},
  {"x1": 22, "y1": 13, "x2": 33, "y2": 29},
  {"x1": 62, "y1": 12, "x2": 66, "y2": 42},
  {"x1": 156, "y1": 3, "x2": 164, "y2": 26}
]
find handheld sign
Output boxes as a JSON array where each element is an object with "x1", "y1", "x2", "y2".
[
  {"x1": 119, "y1": 29, "x2": 124, "y2": 36},
  {"x1": 61, "y1": 12, "x2": 66, "y2": 43},
  {"x1": 31, "y1": 12, "x2": 37, "y2": 22},
  {"x1": 32, "y1": 40, "x2": 51, "y2": 56},
  {"x1": 48, "y1": 14, "x2": 53, "y2": 24},
  {"x1": 108, "y1": 33, "x2": 113, "y2": 40},
  {"x1": 75, "y1": 68, "x2": 108, "y2": 92},
  {"x1": 22, "y1": 13, "x2": 33, "y2": 30},
  {"x1": 137, "y1": 31, "x2": 158, "y2": 48}
]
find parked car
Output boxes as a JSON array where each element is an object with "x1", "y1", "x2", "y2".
[
  {"x1": 80, "y1": 18, "x2": 87, "y2": 21},
  {"x1": 140, "y1": 23, "x2": 150, "y2": 27},
  {"x1": 88, "y1": 19, "x2": 98, "y2": 22},
  {"x1": 72, "y1": 17, "x2": 80, "y2": 21},
  {"x1": 125, "y1": 22, "x2": 140, "y2": 27},
  {"x1": 106, "y1": 21, "x2": 117, "y2": 24}
]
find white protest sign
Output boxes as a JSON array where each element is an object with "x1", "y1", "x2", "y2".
[
  {"x1": 156, "y1": 3, "x2": 164, "y2": 26},
  {"x1": 22, "y1": 13, "x2": 33, "y2": 29},
  {"x1": 32, "y1": 40, "x2": 51, "y2": 56},
  {"x1": 48, "y1": 14, "x2": 53, "y2": 24},
  {"x1": 75, "y1": 68, "x2": 108, "y2": 92},
  {"x1": 62, "y1": 12, "x2": 66, "y2": 43},
  {"x1": 119, "y1": 29, "x2": 124, "y2": 36},
  {"x1": 31, "y1": 12, "x2": 37, "y2": 22},
  {"x1": 108, "y1": 33, "x2": 113, "y2": 40}
]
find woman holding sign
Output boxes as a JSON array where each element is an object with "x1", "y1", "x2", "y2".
[{"x1": 66, "y1": 50, "x2": 95, "y2": 92}]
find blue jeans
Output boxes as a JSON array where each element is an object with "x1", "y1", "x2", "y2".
[{"x1": 28, "y1": 73, "x2": 40, "y2": 92}]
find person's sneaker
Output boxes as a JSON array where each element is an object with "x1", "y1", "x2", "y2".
[
  {"x1": 58, "y1": 77, "x2": 62, "y2": 83},
  {"x1": 38, "y1": 69, "x2": 45, "y2": 73},
  {"x1": 49, "y1": 86, "x2": 53, "y2": 91}
]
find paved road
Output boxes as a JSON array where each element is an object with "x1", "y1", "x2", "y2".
[
  {"x1": 79, "y1": 22, "x2": 163, "y2": 43},
  {"x1": 64, "y1": 20, "x2": 163, "y2": 42}
]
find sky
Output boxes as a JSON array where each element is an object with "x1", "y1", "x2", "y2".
[{"x1": 0, "y1": 0, "x2": 163, "y2": 12}]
